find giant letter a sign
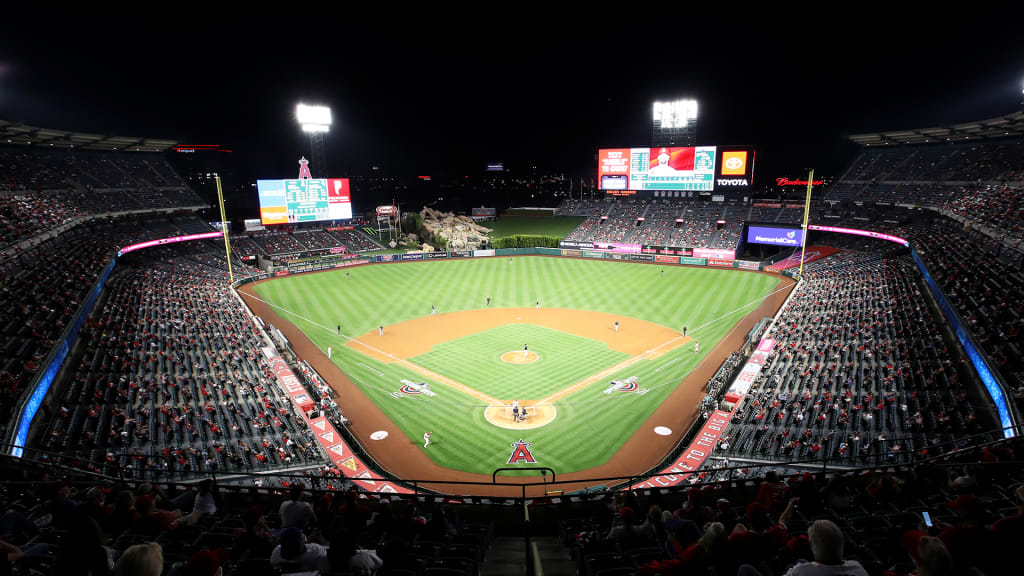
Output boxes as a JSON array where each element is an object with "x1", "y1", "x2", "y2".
[{"x1": 507, "y1": 439, "x2": 537, "y2": 464}]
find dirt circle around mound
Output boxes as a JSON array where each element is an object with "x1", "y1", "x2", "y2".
[
  {"x1": 500, "y1": 351, "x2": 539, "y2": 364},
  {"x1": 483, "y1": 402, "x2": 557, "y2": 430}
]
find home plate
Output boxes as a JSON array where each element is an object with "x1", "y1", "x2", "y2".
[
  {"x1": 654, "y1": 426, "x2": 672, "y2": 436},
  {"x1": 370, "y1": 431, "x2": 389, "y2": 440}
]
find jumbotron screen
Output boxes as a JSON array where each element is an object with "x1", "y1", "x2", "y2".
[
  {"x1": 746, "y1": 225, "x2": 804, "y2": 247},
  {"x1": 598, "y1": 146, "x2": 717, "y2": 191},
  {"x1": 257, "y1": 178, "x2": 352, "y2": 225}
]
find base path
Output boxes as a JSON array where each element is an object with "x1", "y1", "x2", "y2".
[
  {"x1": 346, "y1": 307, "x2": 684, "y2": 362},
  {"x1": 238, "y1": 265, "x2": 795, "y2": 497}
]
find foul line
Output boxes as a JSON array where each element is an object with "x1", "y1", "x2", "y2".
[
  {"x1": 655, "y1": 358, "x2": 680, "y2": 372},
  {"x1": 356, "y1": 363, "x2": 385, "y2": 377}
]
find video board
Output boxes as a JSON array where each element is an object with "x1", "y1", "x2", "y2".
[
  {"x1": 599, "y1": 146, "x2": 717, "y2": 191},
  {"x1": 746, "y1": 224, "x2": 804, "y2": 247},
  {"x1": 715, "y1": 147, "x2": 755, "y2": 189},
  {"x1": 258, "y1": 178, "x2": 352, "y2": 225}
]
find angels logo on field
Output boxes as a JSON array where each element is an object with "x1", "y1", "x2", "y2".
[
  {"x1": 507, "y1": 439, "x2": 538, "y2": 464},
  {"x1": 602, "y1": 376, "x2": 650, "y2": 396},
  {"x1": 390, "y1": 380, "x2": 438, "y2": 399}
]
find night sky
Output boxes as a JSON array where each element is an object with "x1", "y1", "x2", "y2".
[{"x1": 2, "y1": 16, "x2": 1022, "y2": 188}]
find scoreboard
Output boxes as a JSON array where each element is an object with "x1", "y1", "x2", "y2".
[
  {"x1": 598, "y1": 146, "x2": 717, "y2": 192},
  {"x1": 258, "y1": 178, "x2": 352, "y2": 225}
]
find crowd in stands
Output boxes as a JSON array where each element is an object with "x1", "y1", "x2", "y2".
[
  {"x1": 39, "y1": 247, "x2": 325, "y2": 480},
  {"x1": 235, "y1": 225, "x2": 381, "y2": 258},
  {"x1": 562, "y1": 199, "x2": 748, "y2": 250},
  {"x1": 719, "y1": 250, "x2": 985, "y2": 468},
  {"x1": 248, "y1": 232, "x2": 309, "y2": 256}
]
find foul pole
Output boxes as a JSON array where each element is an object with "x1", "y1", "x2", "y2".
[
  {"x1": 798, "y1": 169, "x2": 814, "y2": 279},
  {"x1": 215, "y1": 175, "x2": 234, "y2": 284}
]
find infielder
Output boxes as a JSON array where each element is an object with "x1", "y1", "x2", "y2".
[
  {"x1": 486, "y1": 296, "x2": 491, "y2": 306},
  {"x1": 683, "y1": 326, "x2": 688, "y2": 336},
  {"x1": 431, "y1": 305, "x2": 436, "y2": 315},
  {"x1": 536, "y1": 301, "x2": 540, "y2": 309},
  {"x1": 523, "y1": 344, "x2": 528, "y2": 358},
  {"x1": 614, "y1": 321, "x2": 619, "y2": 332},
  {"x1": 694, "y1": 341, "x2": 700, "y2": 353},
  {"x1": 423, "y1": 431, "x2": 432, "y2": 448},
  {"x1": 379, "y1": 324, "x2": 384, "y2": 336}
]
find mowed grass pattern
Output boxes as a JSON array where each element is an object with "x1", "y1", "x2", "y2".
[
  {"x1": 487, "y1": 215, "x2": 585, "y2": 239},
  {"x1": 410, "y1": 324, "x2": 630, "y2": 400},
  {"x1": 253, "y1": 257, "x2": 781, "y2": 475}
]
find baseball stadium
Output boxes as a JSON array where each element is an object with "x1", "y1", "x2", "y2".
[{"x1": 1, "y1": 27, "x2": 1023, "y2": 576}]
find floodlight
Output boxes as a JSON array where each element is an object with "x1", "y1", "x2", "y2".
[
  {"x1": 301, "y1": 124, "x2": 330, "y2": 133},
  {"x1": 296, "y1": 104, "x2": 332, "y2": 126},
  {"x1": 653, "y1": 99, "x2": 698, "y2": 128}
]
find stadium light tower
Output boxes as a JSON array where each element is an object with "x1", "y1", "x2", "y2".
[
  {"x1": 296, "y1": 104, "x2": 331, "y2": 178},
  {"x1": 653, "y1": 99, "x2": 698, "y2": 147}
]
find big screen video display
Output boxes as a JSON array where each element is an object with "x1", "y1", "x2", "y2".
[
  {"x1": 599, "y1": 147, "x2": 717, "y2": 191},
  {"x1": 258, "y1": 178, "x2": 352, "y2": 225},
  {"x1": 746, "y1": 225, "x2": 805, "y2": 247}
]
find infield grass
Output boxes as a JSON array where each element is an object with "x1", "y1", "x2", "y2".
[{"x1": 252, "y1": 256, "x2": 780, "y2": 475}]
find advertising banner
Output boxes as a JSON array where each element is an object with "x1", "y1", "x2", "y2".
[
  {"x1": 693, "y1": 248, "x2": 736, "y2": 259},
  {"x1": 451, "y1": 250, "x2": 473, "y2": 258},
  {"x1": 678, "y1": 257, "x2": 707, "y2": 266},
  {"x1": 401, "y1": 253, "x2": 424, "y2": 261},
  {"x1": 473, "y1": 249, "x2": 496, "y2": 257},
  {"x1": 425, "y1": 252, "x2": 449, "y2": 260},
  {"x1": 630, "y1": 254, "x2": 654, "y2": 262},
  {"x1": 592, "y1": 242, "x2": 641, "y2": 254},
  {"x1": 262, "y1": 348, "x2": 409, "y2": 493},
  {"x1": 583, "y1": 250, "x2": 605, "y2": 259},
  {"x1": 746, "y1": 225, "x2": 804, "y2": 247},
  {"x1": 708, "y1": 259, "x2": 735, "y2": 267},
  {"x1": 629, "y1": 408, "x2": 735, "y2": 489},
  {"x1": 376, "y1": 254, "x2": 399, "y2": 262},
  {"x1": 766, "y1": 246, "x2": 839, "y2": 271},
  {"x1": 274, "y1": 270, "x2": 290, "y2": 277},
  {"x1": 807, "y1": 224, "x2": 909, "y2": 247},
  {"x1": 333, "y1": 261, "x2": 362, "y2": 269},
  {"x1": 560, "y1": 240, "x2": 594, "y2": 249},
  {"x1": 118, "y1": 231, "x2": 223, "y2": 257},
  {"x1": 329, "y1": 246, "x2": 347, "y2": 254},
  {"x1": 244, "y1": 219, "x2": 265, "y2": 232},
  {"x1": 725, "y1": 338, "x2": 776, "y2": 402},
  {"x1": 561, "y1": 249, "x2": 582, "y2": 257},
  {"x1": 736, "y1": 260, "x2": 761, "y2": 271},
  {"x1": 655, "y1": 255, "x2": 679, "y2": 264}
]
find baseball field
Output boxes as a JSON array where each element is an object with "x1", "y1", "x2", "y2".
[{"x1": 240, "y1": 256, "x2": 791, "y2": 491}]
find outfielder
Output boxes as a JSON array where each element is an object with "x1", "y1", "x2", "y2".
[
  {"x1": 695, "y1": 341, "x2": 700, "y2": 353},
  {"x1": 423, "y1": 431, "x2": 432, "y2": 448}
]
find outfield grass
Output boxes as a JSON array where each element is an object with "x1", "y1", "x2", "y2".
[
  {"x1": 486, "y1": 215, "x2": 585, "y2": 239},
  {"x1": 252, "y1": 257, "x2": 780, "y2": 475}
]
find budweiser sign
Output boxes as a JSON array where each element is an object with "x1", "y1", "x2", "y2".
[{"x1": 776, "y1": 177, "x2": 824, "y2": 187}]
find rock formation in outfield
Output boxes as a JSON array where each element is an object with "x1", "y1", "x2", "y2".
[{"x1": 419, "y1": 207, "x2": 493, "y2": 250}]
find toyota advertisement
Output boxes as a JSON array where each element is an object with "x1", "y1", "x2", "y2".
[
  {"x1": 599, "y1": 146, "x2": 717, "y2": 192},
  {"x1": 746, "y1": 225, "x2": 805, "y2": 247},
  {"x1": 715, "y1": 147, "x2": 755, "y2": 189}
]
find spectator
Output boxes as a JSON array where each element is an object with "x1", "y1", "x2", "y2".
[
  {"x1": 279, "y1": 484, "x2": 316, "y2": 530},
  {"x1": 271, "y1": 527, "x2": 330, "y2": 573},
  {"x1": 758, "y1": 470, "x2": 792, "y2": 513},
  {"x1": 115, "y1": 542, "x2": 163, "y2": 576},
  {"x1": 109, "y1": 490, "x2": 139, "y2": 536},
  {"x1": 329, "y1": 532, "x2": 384, "y2": 576},
  {"x1": 236, "y1": 506, "x2": 276, "y2": 559},
  {"x1": 783, "y1": 519, "x2": 868, "y2": 575},
  {"x1": 914, "y1": 536, "x2": 953, "y2": 576},
  {"x1": 184, "y1": 548, "x2": 229, "y2": 576}
]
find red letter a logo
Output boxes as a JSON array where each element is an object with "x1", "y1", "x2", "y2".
[{"x1": 507, "y1": 439, "x2": 537, "y2": 464}]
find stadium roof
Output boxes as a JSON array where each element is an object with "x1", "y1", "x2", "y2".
[
  {"x1": 848, "y1": 110, "x2": 1024, "y2": 146},
  {"x1": 0, "y1": 119, "x2": 177, "y2": 152}
]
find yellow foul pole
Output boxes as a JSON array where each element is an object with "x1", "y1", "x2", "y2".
[
  {"x1": 215, "y1": 175, "x2": 234, "y2": 284},
  {"x1": 798, "y1": 169, "x2": 814, "y2": 279}
]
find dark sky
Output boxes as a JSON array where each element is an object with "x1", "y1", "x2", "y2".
[{"x1": 2, "y1": 15, "x2": 1022, "y2": 185}]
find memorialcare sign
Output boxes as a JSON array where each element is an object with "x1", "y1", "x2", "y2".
[
  {"x1": 260, "y1": 346, "x2": 410, "y2": 493},
  {"x1": 746, "y1": 225, "x2": 804, "y2": 247}
]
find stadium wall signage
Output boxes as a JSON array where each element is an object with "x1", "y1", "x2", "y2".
[{"x1": 629, "y1": 408, "x2": 735, "y2": 489}]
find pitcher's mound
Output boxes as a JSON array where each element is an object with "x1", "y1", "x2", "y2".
[
  {"x1": 484, "y1": 402, "x2": 557, "y2": 429},
  {"x1": 501, "y1": 351, "x2": 539, "y2": 364}
]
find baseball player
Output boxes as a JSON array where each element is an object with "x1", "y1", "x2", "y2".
[
  {"x1": 683, "y1": 326, "x2": 688, "y2": 336},
  {"x1": 536, "y1": 300, "x2": 540, "y2": 309},
  {"x1": 431, "y1": 305, "x2": 436, "y2": 315},
  {"x1": 423, "y1": 431, "x2": 432, "y2": 448},
  {"x1": 327, "y1": 346, "x2": 332, "y2": 359},
  {"x1": 661, "y1": 269, "x2": 664, "y2": 277},
  {"x1": 523, "y1": 344, "x2": 528, "y2": 358},
  {"x1": 614, "y1": 321, "x2": 619, "y2": 332},
  {"x1": 337, "y1": 324, "x2": 341, "y2": 335},
  {"x1": 379, "y1": 324, "x2": 384, "y2": 336},
  {"x1": 694, "y1": 341, "x2": 700, "y2": 353},
  {"x1": 486, "y1": 296, "x2": 491, "y2": 306},
  {"x1": 512, "y1": 406, "x2": 520, "y2": 423}
]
